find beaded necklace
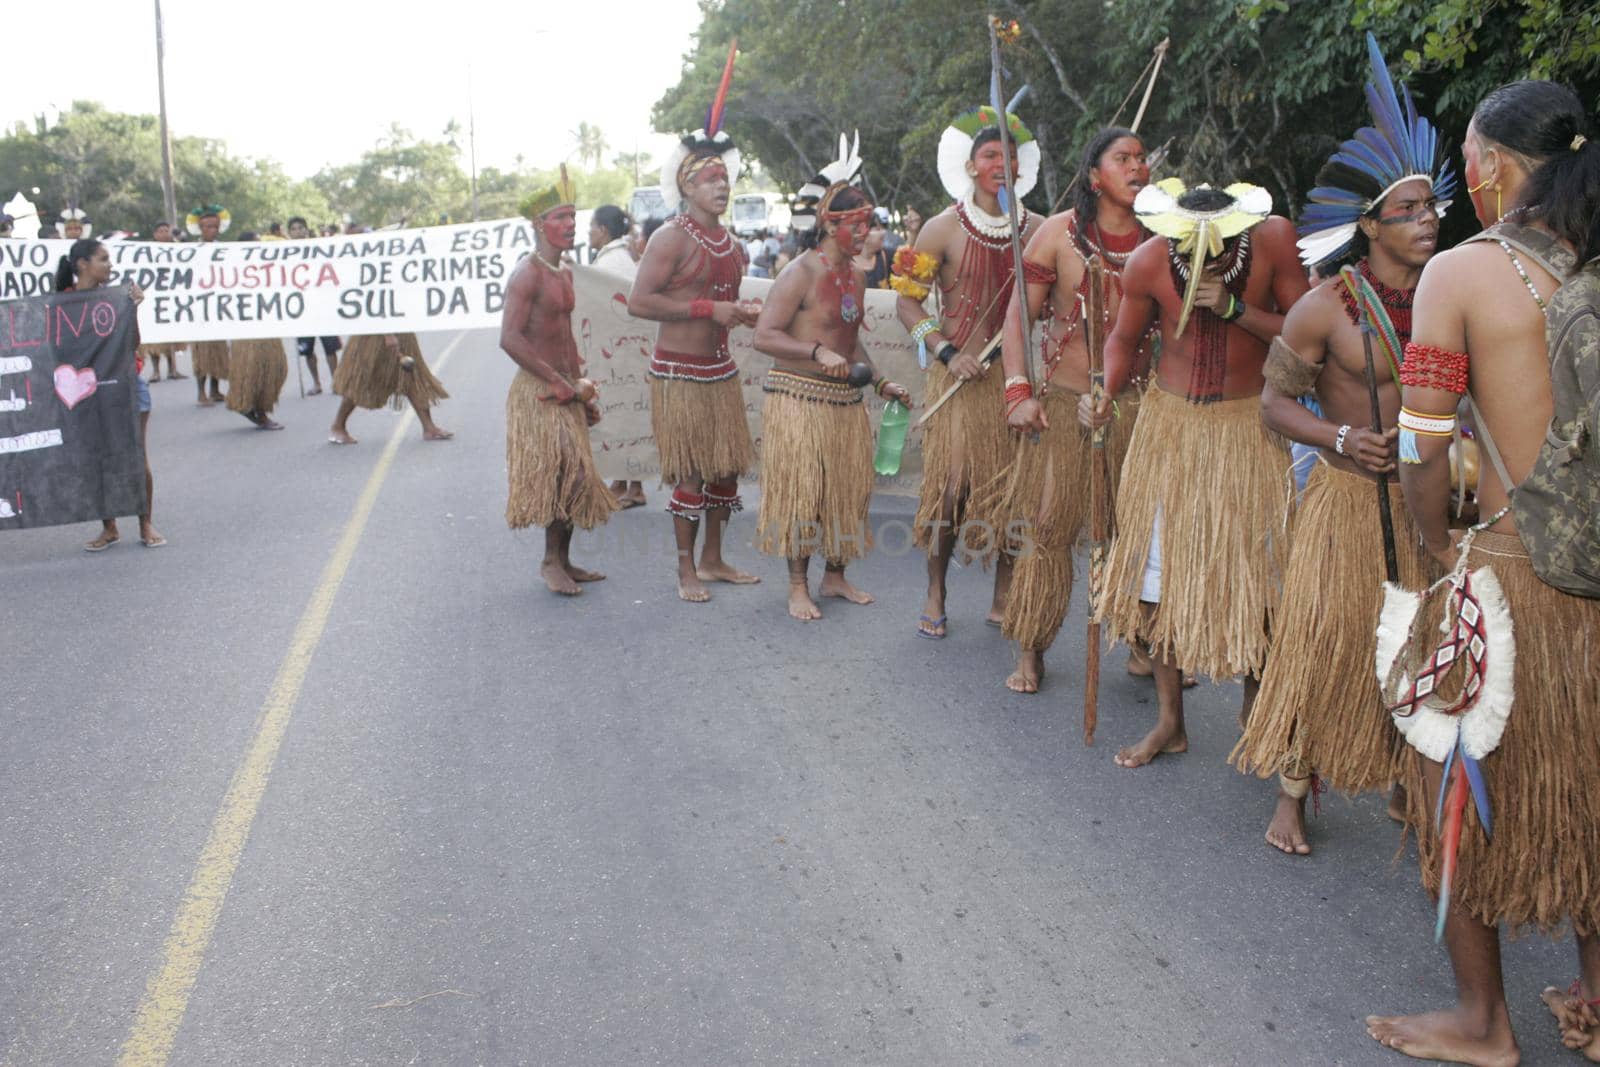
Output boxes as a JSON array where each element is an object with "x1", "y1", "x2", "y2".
[
  {"x1": 1338, "y1": 258, "x2": 1415, "y2": 345},
  {"x1": 942, "y1": 202, "x2": 1030, "y2": 349},
  {"x1": 1038, "y1": 217, "x2": 1144, "y2": 388},
  {"x1": 1166, "y1": 231, "x2": 1255, "y2": 403}
]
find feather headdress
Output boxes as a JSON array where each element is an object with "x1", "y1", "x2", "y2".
[
  {"x1": 1135, "y1": 178, "x2": 1272, "y2": 338},
  {"x1": 790, "y1": 131, "x2": 865, "y2": 233},
  {"x1": 184, "y1": 203, "x2": 230, "y2": 236},
  {"x1": 520, "y1": 164, "x2": 578, "y2": 221},
  {"x1": 1297, "y1": 33, "x2": 1457, "y2": 268},
  {"x1": 661, "y1": 40, "x2": 743, "y2": 215},
  {"x1": 937, "y1": 104, "x2": 1040, "y2": 203}
]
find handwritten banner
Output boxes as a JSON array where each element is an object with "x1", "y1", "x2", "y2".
[
  {"x1": 573, "y1": 265, "x2": 929, "y2": 497},
  {"x1": 0, "y1": 288, "x2": 144, "y2": 530},
  {"x1": 0, "y1": 219, "x2": 536, "y2": 342}
]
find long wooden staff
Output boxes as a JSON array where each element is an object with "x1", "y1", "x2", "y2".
[
  {"x1": 1084, "y1": 255, "x2": 1109, "y2": 745},
  {"x1": 988, "y1": 15, "x2": 1034, "y2": 388},
  {"x1": 1361, "y1": 325, "x2": 1401, "y2": 583}
]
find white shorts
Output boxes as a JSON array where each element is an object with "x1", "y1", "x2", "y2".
[{"x1": 1139, "y1": 507, "x2": 1163, "y2": 603}]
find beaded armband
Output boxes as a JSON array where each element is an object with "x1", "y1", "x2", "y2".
[
  {"x1": 689, "y1": 299, "x2": 714, "y2": 320},
  {"x1": 1022, "y1": 258, "x2": 1057, "y2": 286},
  {"x1": 1399, "y1": 342, "x2": 1469, "y2": 395}
]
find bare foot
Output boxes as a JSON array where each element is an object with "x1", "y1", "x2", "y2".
[
  {"x1": 1265, "y1": 791, "x2": 1311, "y2": 855},
  {"x1": 328, "y1": 429, "x2": 357, "y2": 445},
  {"x1": 1006, "y1": 650, "x2": 1044, "y2": 694},
  {"x1": 169, "y1": 371, "x2": 188, "y2": 380},
  {"x1": 1127, "y1": 650, "x2": 1199, "y2": 688},
  {"x1": 565, "y1": 564, "x2": 606, "y2": 583},
  {"x1": 1541, "y1": 986, "x2": 1600, "y2": 1059},
  {"x1": 1113, "y1": 722, "x2": 1188, "y2": 768},
  {"x1": 678, "y1": 571, "x2": 711, "y2": 602},
  {"x1": 985, "y1": 606, "x2": 1005, "y2": 627},
  {"x1": 622, "y1": 489, "x2": 647, "y2": 507},
  {"x1": 697, "y1": 560, "x2": 760, "y2": 584},
  {"x1": 256, "y1": 417, "x2": 284, "y2": 431},
  {"x1": 788, "y1": 582, "x2": 823, "y2": 621},
  {"x1": 819, "y1": 571, "x2": 873, "y2": 605},
  {"x1": 210, "y1": 390, "x2": 225, "y2": 402},
  {"x1": 197, "y1": 396, "x2": 216, "y2": 407},
  {"x1": 423, "y1": 427, "x2": 454, "y2": 441},
  {"x1": 1365, "y1": 1008, "x2": 1520, "y2": 1067},
  {"x1": 541, "y1": 560, "x2": 581, "y2": 596},
  {"x1": 1388, "y1": 783, "x2": 1409, "y2": 823},
  {"x1": 307, "y1": 386, "x2": 323, "y2": 396}
]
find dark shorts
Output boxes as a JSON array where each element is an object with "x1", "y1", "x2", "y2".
[
  {"x1": 134, "y1": 373, "x2": 152, "y2": 414},
  {"x1": 296, "y1": 336, "x2": 342, "y2": 358}
]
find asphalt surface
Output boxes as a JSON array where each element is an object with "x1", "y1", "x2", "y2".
[{"x1": 0, "y1": 330, "x2": 1581, "y2": 1065}]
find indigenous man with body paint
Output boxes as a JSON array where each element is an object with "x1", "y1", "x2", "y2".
[
  {"x1": 627, "y1": 126, "x2": 761, "y2": 602},
  {"x1": 1080, "y1": 179, "x2": 1308, "y2": 768},
  {"x1": 1231, "y1": 36, "x2": 1444, "y2": 856},
  {"x1": 894, "y1": 105, "x2": 1043, "y2": 640},
  {"x1": 983, "y1": 126, "x2": 1151, "y2": 693},
  {"x1": 502, "y1": 171, "x2": 618, "y2": 596},
  {"x1": 752, "y1": 134, "x2": 911, "y2": 621},
  {"x1": 1364, "y1": 79, "x2": 1600, "y2": 1067},
  {"x1": 184, "y1": 205, "x2": 230, "y2": 406}
]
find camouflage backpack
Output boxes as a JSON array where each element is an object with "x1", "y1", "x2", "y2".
[{"x1": 1470, "y1": 223, "x2": 1600, "y2": 597}]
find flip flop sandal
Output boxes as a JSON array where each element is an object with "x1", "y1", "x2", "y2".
[
  {"x1": 916, "y1": 614, "x2": 947, "y2": 639},
  {"x1": 141, "y1": 534, "x2": 168, "y2": 548},
  {"x1": 84, "y1": 536, "x2": 119, "y2": 552}
]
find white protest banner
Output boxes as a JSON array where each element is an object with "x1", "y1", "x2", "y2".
[
  {"x1": 0, "y1": 219, "x2": 536, "y2": 342},
  {"x1": 572, "y1": 264, "x2": 929, "y2": 498}
]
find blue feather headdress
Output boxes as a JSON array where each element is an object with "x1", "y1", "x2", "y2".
[{"x1": 1296, "y1": 33, "x2": 1457, "y2": 268}]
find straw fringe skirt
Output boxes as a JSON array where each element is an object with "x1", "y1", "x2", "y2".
[
  {"x1": 755, "y1": 375, "x2": 874, "y2": 566},
  {"x1": 190, "y1": 340, "x2": 229, "y2": 380},
  {"x1": 971, "y1": 387, "x2": 1140, "y2": 652},
  {"x1": 1098, "y1": 384, "x2": 1292, "y2": 680},
  {"x1": 649, "y1": 375, "x2": 753, "y2": 485},
  {"x1": 1395, "y1": 530, "x2": 1600, "y2": 936},
  {"x1": 912, "y1": 360, "x2": 1013, "y2": 554},
  {"x1": 224, "y1": 339, "x2": 287, "y2": 414},
  {"x1": 1231, "y1": 462, "x2": 1432, "y2": 791},
  {"x1": 333, "y1": 333, "x2": 449, "y2": 411},
  {"x1": 506, "y1": 370, "x2": 617, "y2": 531}
]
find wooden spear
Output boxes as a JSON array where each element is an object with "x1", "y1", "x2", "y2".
[{"x1": 1084, "y1": 255, "x2": 1109, "y2": 745}]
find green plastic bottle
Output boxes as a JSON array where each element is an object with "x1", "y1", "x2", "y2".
[{"x1": 873, "y1": 399, "x2": 909, "y2": 476}]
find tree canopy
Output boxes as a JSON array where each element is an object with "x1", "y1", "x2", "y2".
[{"x1": 652, "y1": 0, "x2": 1600, "y2": 235}]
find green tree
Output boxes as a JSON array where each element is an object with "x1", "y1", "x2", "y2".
[
  {"x1": 311, "y1": 124, "x2": 470, "y2": 228},
  {"x1": 569, "y1": 121, "x2": 608, "y2": 171}
]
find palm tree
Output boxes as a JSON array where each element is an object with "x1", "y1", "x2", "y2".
[{"x1": 569, "y1": 122, "x2": 608, "y2": 171}]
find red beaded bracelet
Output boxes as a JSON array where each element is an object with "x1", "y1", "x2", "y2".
[{"x1": 689, "y1": 299, "x2": 714, "y2": 320}]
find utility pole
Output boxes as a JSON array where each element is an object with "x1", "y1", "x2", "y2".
[
  {"x1": 154, "y1": 0, "x2": 178, "y2": 228},
  {"x1": 467, "y1": 67, "x2": 480, "y2": 221}
]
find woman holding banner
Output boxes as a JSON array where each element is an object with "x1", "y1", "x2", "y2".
[{"x1": 56, "y1": 239, "x2": 167, "y2": 550}]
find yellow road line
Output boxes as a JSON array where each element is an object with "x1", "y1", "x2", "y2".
[{"x1": 118, "y1": 334, "x2": 469, "y2": 1066}]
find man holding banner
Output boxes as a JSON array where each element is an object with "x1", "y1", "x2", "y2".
[
  {"x1": 502, "y1": 174, "x2": 617, "y2": 596},
  {"x1": 628, "y1": 128, "x2": 761, "y2": 603},
  {"x1": 185, "y1": 205, "x2": 230, "y2": 406}
]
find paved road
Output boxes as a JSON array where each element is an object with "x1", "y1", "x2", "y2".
[{"x1": 0, "y1": 331, "x2": 1579, "y2": 1065}]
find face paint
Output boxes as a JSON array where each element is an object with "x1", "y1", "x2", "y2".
[
  {"x1": 826, "y1": 207, "x2": 873, "y2": 255},
  {"x1": 540, "y1": 207, "x2": 577, "y2": 250}
]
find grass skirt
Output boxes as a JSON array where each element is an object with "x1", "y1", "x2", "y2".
[
  {"x1": 140, "y1": 342, "x2": 178, "y2": 359},
  {"x1": 1397, "y1": 530, "x2": 1600, "y2": 936},
  {"x1": 1098, "y1": 384, "x2": 1292, "y2": 680},
  {"x1": 972, "y1": 387, "x2": 1140, "y2": 651},
  {"x1": 754, "y1": 373, "x2": 874, "y2": 565},
  {"x1": 224, "y1": 339, "x2": 287, "y2": 414},
  {"x1": 649, "y1": 374, "x2": 753, "y2": 485},
  {"x1": 912, "y1": 360, "x2": 1013, "y2": 555},
  {"x1": 190, "y1": 340, "x2": 229, "y2": 380},
  {"x1": 506, "y1": 370, "x2": 618, "y2": 531},
  {"x1": 333, "y1": 333, "x2": 449, "y2": 411},
  {"x1": 1231, "y1": 462, "x2": 1432, "y2": 790}
]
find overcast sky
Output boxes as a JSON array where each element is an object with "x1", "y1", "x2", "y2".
[{"x1": 0, "y1": 0, "x2": 707, "y2": 180}]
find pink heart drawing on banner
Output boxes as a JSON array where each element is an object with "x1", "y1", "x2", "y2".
[{"x1": 53, "y1": 365, "x2": 98, "y2": 410}]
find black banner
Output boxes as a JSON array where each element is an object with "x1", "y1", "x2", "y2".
[{"x1": 0, "y1": 288, "x2": 144, "y2": 530}]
